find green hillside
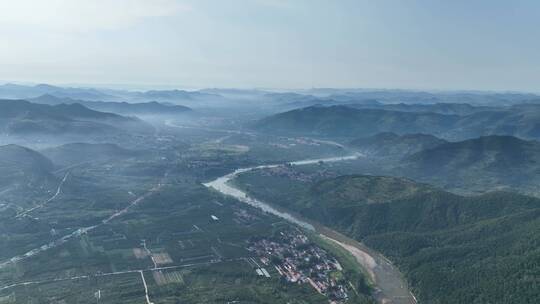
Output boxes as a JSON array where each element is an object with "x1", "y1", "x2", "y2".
[
  {"x1": 253, "y1": 105, "x2": 456, "y2": 138},
  {"x1": 0, "y1": 144, "x2": 57, "y2": 212},
  {"x1": 400, "y1": 135, "x2": 540, "y2": 195},
  {"x1": 253, "y1": 104, "x2": 540, "y2": 141},
  {"x1": 0, "y1": 99, "x2": 149, "y2": 135},
  {"x1": 350, "y1": 132, "x2": 447, "y2": 158},
  {"x1": 233, "y1": 172, "x2": 540, "y2": 303},
  {"x1": 0, "y1": 144, "x2": 54, "y2": 186}
]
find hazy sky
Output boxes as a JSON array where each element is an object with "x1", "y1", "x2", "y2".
[{"x1": 1, "y1": 0, "x2": 539, "y2": 91}]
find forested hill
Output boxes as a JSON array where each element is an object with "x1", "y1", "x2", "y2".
[
  {"x1": 233, "y1": 173, "x2": 540, "y2": 304},
  {"x1": 31, "y1": 94, "x2": 192, "y2": 115},
  {"x1": 400, "y1": 135, "x2": 540, "y2": 196},
  {"x1": 252, "y1": 105, "x2": 456, "y2": 138},
  {"x1": 253, "y1": 104, "x2": 540, "y2": 141},
  {"x1": 350, "y1": 132, "x2": 447, "y2": 158},
  {"x1": 0, "y1": 99, "x2": 150, "y2": 135},
  {"x1": 0, "y1": 144, "x2": 55, "y2": 188}
]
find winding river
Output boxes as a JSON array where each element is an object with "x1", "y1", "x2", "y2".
[{"x1": 204, "y1": 154, "x2": 417, "y2": 304}]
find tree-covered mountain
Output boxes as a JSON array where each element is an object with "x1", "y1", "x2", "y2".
[
  {"x1": 0, "y1": 83, "x2": 223, "y2": 107},
  {"x1": 0, "y1": 144, "x2": 55, "y2": 188},
  {"x1": 399, "y1": 135, "x2": 540, "y2": 195},
  {"x1": 347, "y1": 102, "x2": 497, "y2": 115},
  {"x1": 0, "y1": 83, "x2": 116, "y2": 100},
  {"x1": 254, "y1": 104, "x2": 540, "y2": 140},
  {"x1": 31, "y1": 94, "x2": 192, "y2": 116},
  {"x1": 304, "y1": 89, "x2": 540, "y2": 106},
  {"x1": 350, "y1": 132, "x2": 447, "y2": 158},
  {"x1": 448, "y1": 103, "x2": 540, "y2": 139},
  {"x1": 261, "y1": 93, "x2": 498, "y2": 115},
  {"x1": 253, "y1": 105, "x2": 457, "y2": 138},
  {"x1": 0, "y1": 144, "x2": 54, "y2": 174},
  {"x1": 302, "y1": 176, "x2": 540, "y2": 304},
  {"x1": 233, "y1": 172, "x2": 540, "y2": 304},
  {"x1": 0, "y1": 99, "x2": 150, "y2": 136},
  {"x1": 134, "y1": 89, "x2": 219, "y2": 101}
]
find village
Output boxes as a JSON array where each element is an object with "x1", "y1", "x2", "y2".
[{"x1": 248, "y1": 230, "x2": 349, "y2": 303}]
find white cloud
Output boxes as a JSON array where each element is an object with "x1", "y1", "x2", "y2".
[{"x1": 0, "y1": 0, "x2": 191, "y2": 32}]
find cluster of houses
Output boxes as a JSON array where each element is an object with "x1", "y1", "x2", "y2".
[{"x1": 248, "y1": 231, "x2": 349, "y2": 303}]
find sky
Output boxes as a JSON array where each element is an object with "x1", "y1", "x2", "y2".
[{"x1": 0, "y1": 0, "x2": 539, "y2": 91}]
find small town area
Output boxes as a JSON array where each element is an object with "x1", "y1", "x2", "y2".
[{"x1": 248, "y1": 231, "x2": 349, "y2": 303}]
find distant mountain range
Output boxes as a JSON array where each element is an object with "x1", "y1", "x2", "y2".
[
  {"x1": 134, "y1": 89, "x2": 219, "y2": 102},
  {"x1": 399, "y1": 135, "x2": 540, "y2": 195},
  {"x1": 262, "y1": 93, "x2": 501, "y2": 114},
  {"x1": 0, "y1": 83, "x2": 222, "y2": 107},
  {"x1": 303, "y1": 88, "x2": 540, "y2": 105},
  {"x1": 0, "y1": 83, "x2": 117, "y2": 100},
  {"x1": 0, "y1": 99, "x2": 150, "y2": 136},
  {"x1": 253, "y1": 105, "x2": 457, "y2": 138},
  {"x1": 31, "y1": 94, "x2": 192, "y2": 116},
  {"x1": 347, "y1": 102, "x2": 497, "y2": 115},
  {"x1": 297, "y1": 175, "x2": 537, "y2": 234},
  {"x1": 254, "y1": 104, "x2": 540, "y2": 140},
  {"x1": 3, "y1": 84, "x2": 540, "y2": 110}
]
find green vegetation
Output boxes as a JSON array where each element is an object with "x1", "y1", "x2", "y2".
[
  {"x1": 32, "y1": 94, "x2": 192, "y2": 116},
  {"x1": 5, "y1": 92, "x2": 540, "y2": 303},
  {"x1": 253, "y1": 104, "x2": 540, "y2": 141},
  {"x1": 147, "y1": 260, "x2": 328, "y2": 304},
  {"x1": 309, "y1": 234, "x2": 375, "y2": 304},
  {"x1": 400, "y1": 135, "x2": 540, "y2": 196},
  {"x1": 234, "y1": 171, "x2": 540, "y2": 303},
  {"x1": 350, "y1": 132, "x2": 447, "y2": 158},
  {"x1": 0, "y1": 126, "x2": 355, "y2": 303},
  {"x1": 0, "y1": 144, "x2": 55, "y2": 189},
  {"x1": 0, "y1": 99, "x2": 149, "y2": 136},
  {"x1": 253, "y1": 105, "x2": 455, "y2": 139}
]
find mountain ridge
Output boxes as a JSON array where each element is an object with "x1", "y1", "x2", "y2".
[
  {"x1": 350, "y1": 132, "x2": 447, "y2": 158},
  {"x1": 31, "y1": 94, "x2": 192, "y2": 115},
  {"x1": 0, "y1": 99, "x2": 150, "y2": 136},
  {"x1": 254, "y1": 104, "x2": 540, "y2": 140}
]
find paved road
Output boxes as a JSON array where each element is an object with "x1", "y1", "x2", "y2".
[
  {"x1": 15, "y1": 172, "x2": 70, "y2": 219},
  {"x1": 139, "y1": 270, "x2": 154, "y2": 304},
  {"x1": 0, "y1": 259, "x2": 240, "y2": 293},
  {"x1": 0, "y1": 173, "x2": 167, "y2": 270}
]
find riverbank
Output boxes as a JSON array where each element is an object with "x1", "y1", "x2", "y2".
[{"x1": 203, "y1": 154, "x2": 416, "y2": 304}]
